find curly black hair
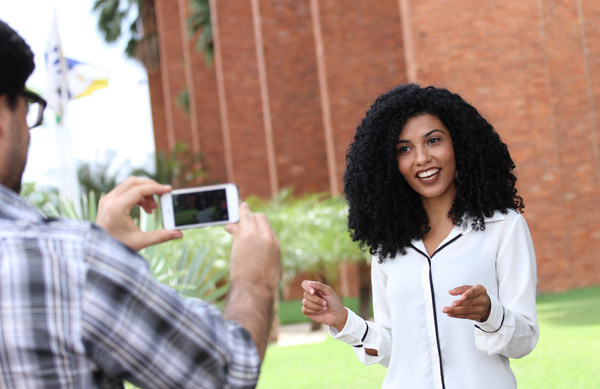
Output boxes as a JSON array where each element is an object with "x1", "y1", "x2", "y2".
[
  {"x1": 343, "y1": 84, "x2": 524, "y2": 260},
  {"x1": 0, "y1": 19, "x2": 35, "y2": 109}
]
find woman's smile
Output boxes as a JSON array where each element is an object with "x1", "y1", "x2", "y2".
[{"x1": 416, "y1": 167, "x2": 441, "y2": 182}]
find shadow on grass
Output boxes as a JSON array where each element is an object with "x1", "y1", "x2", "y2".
[{"x1": 536, "y1": 286, "x2": 600, "y2": 326}]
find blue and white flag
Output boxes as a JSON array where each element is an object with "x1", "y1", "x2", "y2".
[
  {"x1": 45, "y1": 16, "x2": 68, "y2": 119},
  {"x1": 45, "y1": 17, "x2": 109, "y2": 120},
  {"x1": 65, "y1": 57, "x2": 109, "y2": 99}
]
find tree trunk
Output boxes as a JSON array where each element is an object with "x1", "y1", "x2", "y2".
[{"x1": 136, "y1": 0, "x2": 160, "y2": 73}]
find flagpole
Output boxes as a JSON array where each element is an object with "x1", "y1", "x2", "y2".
[
  {"x1": 50, "y1": 12, "x2": 82, "y2": 216},
  {"x1": 55, "y1": 103, "x2": 82, "y2": 217}
]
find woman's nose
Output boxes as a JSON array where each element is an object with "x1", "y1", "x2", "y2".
[{"x1": 414, "y1": 146, "x2": 431, "y2": 165}]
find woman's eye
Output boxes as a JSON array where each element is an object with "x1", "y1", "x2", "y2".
[
  {"x1": 397, "y1": 146, "x2": 410, "y2": 154},
  {"x1": 428, "y1": 137, "x2": 441, "y2": 145}
]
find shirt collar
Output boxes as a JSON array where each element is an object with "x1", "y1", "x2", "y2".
[
  {"x1": 409, "y1": 211, "x2": 508, "y2": 256},
  {"x1": 0, "y1": 184, "x2": 46, "y2": 223}
]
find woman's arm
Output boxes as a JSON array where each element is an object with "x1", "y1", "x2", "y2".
[
  {"x1": 464, "y1": 214, "x2": 539, "y2": 358},
  {"x1": 301, "y1": 259, "x2": 393, "y2": 366}
]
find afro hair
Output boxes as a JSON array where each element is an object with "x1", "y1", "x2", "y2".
[{"x1": 343, "y1": 84, "x2": 524, "y2": 261}]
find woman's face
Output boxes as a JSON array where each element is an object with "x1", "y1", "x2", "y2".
[{"x1": 396, "y1": 114, "x2": 456, "y2": 204}]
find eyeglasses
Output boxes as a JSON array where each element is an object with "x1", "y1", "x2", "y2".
[{"x1": 21, "y1": 90, "x2": 47, "y2": 129}]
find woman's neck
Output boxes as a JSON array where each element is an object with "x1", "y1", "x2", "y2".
[
  {"x1": 421, "y1": 197, "x2": 456, "y2": 256},
  {"x1": 421, "y1": 193, "x2": 455, "y2": 227}
]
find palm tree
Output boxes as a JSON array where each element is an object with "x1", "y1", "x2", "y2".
[
  {"x1": 187, "y1": 0, "x2": 213, "y2": 64},
  {"x1": 77, "y1": 150, "x2": 124, "y2": 201},
  {"x1": 130, "y1": 141, "x2": 206, "y2": 188},
  {"x1": 93, "y1": 0, "x2": 145, "y2": 58},
  {"x1": 92, "y1": 0, "x2": 213, "y2": 66}
]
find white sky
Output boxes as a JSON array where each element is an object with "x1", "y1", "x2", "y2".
[{"x1": 0, "y1": 0, "x2": 155, "y2": 189}]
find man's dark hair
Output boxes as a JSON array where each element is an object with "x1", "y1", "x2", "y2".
[
  {"x1": 343, "y1": 84, "x2": 524, "y2": 261},
  {"x1": 0, "y1": 19, "x2": 35, "y2": 109}
]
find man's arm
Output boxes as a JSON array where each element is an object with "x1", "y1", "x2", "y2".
[
  {"x1": 82, "y1": 231, "x2": 263, "y2": 388},
  {"x1": 224, "y1": 203, "x2": 281, "y2": 360},
  {"x1": 96, "y1": 177, "x2": 281, "y2": 361}
]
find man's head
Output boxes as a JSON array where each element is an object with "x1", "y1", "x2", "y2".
[
  {"x1": 0, "y1": 20, "x2": 35, "y2": 107},
  {"x1": 0, "y1": 19, "x2": 36, "y2": 193}
]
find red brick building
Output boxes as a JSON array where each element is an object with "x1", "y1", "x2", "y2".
[{"x1": 142, "y1": 0, "x2": 600, "y2": 293}]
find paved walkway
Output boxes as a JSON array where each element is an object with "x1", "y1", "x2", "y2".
[{"x1": 275, "y1": 322, "x2": 329, "y2": 347}]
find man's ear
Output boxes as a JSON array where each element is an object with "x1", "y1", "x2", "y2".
[{"x1": 0, "y1": 95, "x2": 8, "y2": 137}]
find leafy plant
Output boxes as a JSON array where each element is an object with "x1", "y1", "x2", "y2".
[
  {"x1": 249, "y1": 189, "x2": 369, "y2": 286},
  {"x1": 92, "y1": 0, "x2": 214, "y2": 63},
  {"x1": 188, "y1": 0, "x2": 213, "y2": 64},
  {"x1": 131, "y1": 141, "x2": 206, "y2": 188},
  {"x1": 21, "y1": 182, "x2": 100, "y2": 222},
  {"x1": 20, "y1": 182, "x2": 60, "y2": 216},
  {"x1": 248, "y1": 189, "x2": 372, "y2": 325},
  {"x1": 139, "y1": 211, "x2": 230, "y2": 302},
  {"x1": 177, "y1": 88, "x2": 190, "y2": 115},
  {"x1": 93, "y1": 0, "x2": 145, "y2": 58},
  {"x1": 77, "y1": 150, "x2": 128, "y2": 201}
]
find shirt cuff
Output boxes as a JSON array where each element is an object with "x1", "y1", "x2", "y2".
[
  {"x1": 475, "y1": 294, "x2": 505, "y2": 333},
  {"x1": 328, "y1": 308, "x2": 367, "y2": 347}
]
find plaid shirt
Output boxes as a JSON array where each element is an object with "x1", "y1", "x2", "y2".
[{"x1": 0, "y1": 185, "x2": 260, "y2": 388}]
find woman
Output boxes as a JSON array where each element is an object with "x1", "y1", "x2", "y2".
[{"x1": 301, "y1": 84, "x2": 539, "y2": 388}]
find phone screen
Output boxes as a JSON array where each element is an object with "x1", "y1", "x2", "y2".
[{"x1": 171, "y1": 189, "x2": 229, "y2": 227}]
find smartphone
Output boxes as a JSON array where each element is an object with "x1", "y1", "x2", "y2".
[{"x1": 160, "y1": 183, "x2": 240, "y2": 230}]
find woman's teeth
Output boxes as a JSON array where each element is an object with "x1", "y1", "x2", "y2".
[{"x1": 418, "y1": 168, "x2": 439, "y2": 179}]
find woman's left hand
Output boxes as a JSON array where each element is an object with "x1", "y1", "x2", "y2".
[{"x1": 442, "y1": 284, "x2": 491, "y2": 322}]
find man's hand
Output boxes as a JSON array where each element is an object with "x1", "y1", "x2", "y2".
[
  {"x1": 96, "y1": 176, "x2": 182, "y2": 251},
  {"x1": 442, "y1": 284, "x2": 492, "y2": 322},
  {"x1": 225, "y1": 202, "x2": 281, "y2": 294}
]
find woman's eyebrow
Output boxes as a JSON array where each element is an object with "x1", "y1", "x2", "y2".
[
  {"x1": 424, "y1": 129, "x2": 444, "y2": 138},
  {"x1": 398, "y1": 129, "x2": 445, "y2": 143}
]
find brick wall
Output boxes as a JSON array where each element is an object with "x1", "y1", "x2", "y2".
[
  {"x1": 155, "y1": 0, "x2": 192, "y2": 153},
  {"x1": 180, "y1": 0, "x2": 227, "y2": 184},
  {"x1": 319, "y1": 0, "x2": 406, "y2": 189},
  {"x1": 148, "y1": 0, "x2": 600, "y2": 293}
]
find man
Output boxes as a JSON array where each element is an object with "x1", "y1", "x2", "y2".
[{"x1": 0, "y1": 19, "x2": 281, "y2": 388}]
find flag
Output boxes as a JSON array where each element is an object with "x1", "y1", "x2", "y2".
[
  {"x1": 45, "y1": 15, "x2": 68, "y2": 119},
  {"x1": 64, "y1": 58, "x2": 109, "y2": 99},
  {"x1": 43, "y1": 12, "x2": 107, "y2": 216},
  {"x1": 45, "y1": 16, "x2": 110, "y2": 120}
]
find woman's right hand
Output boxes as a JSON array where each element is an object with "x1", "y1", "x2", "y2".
[{"x1": 301, "y1": 280, "x2": 348, "y2": 332}]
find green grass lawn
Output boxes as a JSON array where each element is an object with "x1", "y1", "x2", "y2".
[
  {"x1": 511, "y1": 286, "x2": 600, "y2": 388},
  {"x1": 259, "y1": 286, "x2": 600, "y2": 388}
]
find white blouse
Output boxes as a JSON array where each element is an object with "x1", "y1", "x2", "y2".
[{"x1": 330, "y1": 210, "x2": 539, "y2": 389}]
